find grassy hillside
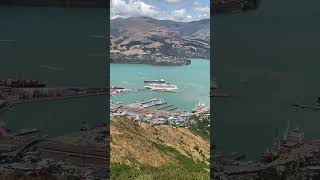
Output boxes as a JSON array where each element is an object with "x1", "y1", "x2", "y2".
[{"x1": 110, "y1": 117, "x2": 210, "y2": 180}]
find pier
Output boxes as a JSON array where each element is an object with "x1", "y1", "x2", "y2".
[
  {"x1": 127, "y1": 98, "x2": 177, "y2": 113},
  {"x1": 140, "y1": 98, "x2": 159, "y2": 105},
  {"x1": 143, "y1": 100, "x2": 167, "y2": 108},
  {"x1": 157, "y1": 104, "x2": 174, "y2": 110},
  {"x1": 167, "y1": 106, "x2": 178, "y2": 111}
]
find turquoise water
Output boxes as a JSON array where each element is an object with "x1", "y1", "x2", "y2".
[
  {"x1": 111, "y1": 59, "x2": 210, "y2": 112},
  {"x1": 0, "y1": 7, "x2": 107, "y2": 136}
]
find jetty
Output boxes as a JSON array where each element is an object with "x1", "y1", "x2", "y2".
[
  {"x1": 143, "y1": 100, "x2": 167, "y2": 108},
  {"x1": 157, "y1": 104, "x2": 174, "y2": 110},
  {"x1": 167, "y1": 106, "x2": 178, "y2": 111},
  {"x1": 292, "y1": 97, "x2": 320, "y2": 111}
]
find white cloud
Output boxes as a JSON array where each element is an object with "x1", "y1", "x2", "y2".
[
  {"x1": 170, "y1": 9, "x2": 194, "y2": 22},
  {"x1": 111, "y1": 0, "x2": 160, "y2": 19},
  {"x1": 192, "y1": 2, "x2": 210, "y2": 18},
  {"x1": 165, "y1": 0, "x2": 181, "y2": 3},
  {"x1": 110, "y1": 0, "x2": 203, "y2": 22}
]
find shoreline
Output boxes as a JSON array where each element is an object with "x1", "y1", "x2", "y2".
[{"x1": 110, "y1": 57, "x2": 209, "y2": 66}]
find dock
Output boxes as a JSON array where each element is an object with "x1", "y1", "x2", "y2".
[
  {"x1": 167, "y1": 106, "x2": 178, "y2": 111},
  {"x1": 143, "y1": 100, "x2": 167, "y2": 108},
  {"x1": 291, "y1": 103, "x2": 320, "y2": 110},
  {"x1": 157, "y1": 104, "x2": 174, "y2": 110},
  {"x1": 140, "y1": 98, "x2": 159, "y2": 105},
  {"x1": 11, "y1": 92, "x2": 108, "y2": 105}
]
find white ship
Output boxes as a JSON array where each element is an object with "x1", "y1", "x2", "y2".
[
  {"x1": 144, "y1": 79, "x2": 166, "y2": 84},
  {"x1": 145, "y1": 83, "x2": 178, "y2": 92}
]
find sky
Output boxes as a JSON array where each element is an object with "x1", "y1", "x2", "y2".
[{"x1": 110, "y1": 0, "x2": 210, "y2": 22}]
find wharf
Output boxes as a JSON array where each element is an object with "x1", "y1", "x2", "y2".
[
  {"x1": 127, "y1": 98, "x2": 177, "y2": 113},
  {"x1": 143, "y1": 101, "x2": 167, "y2": 108},
  {"x1": 140, "y1": 98, "x2": 159, "y2": 105},
  {"x1": 167, "y1": 106, "x2": 178, "y2": 111},
  {"x1": 157, "y1": 104, "x2": 174, "y2": 110},
  {"x1": 292, "y1": 103, "x2": 320, "y2": 110},
  {"x1": 11, "y1": 92, "x2": 107, "y2": 105}
]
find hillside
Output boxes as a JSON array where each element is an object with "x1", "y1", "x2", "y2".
[
  {"x1": 110, "y1": 117, "x2": 210, "y2": 179},
  {"x1": 110, "y1": 17, "x2": 210, "y2": 65}
]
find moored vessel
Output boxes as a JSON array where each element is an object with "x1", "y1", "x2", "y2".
[
  {"x1": 145, "y1": 83, "x2": 178, "y2": 92},
  {"x1": 144, "y1": 79, "x2": 166, "y2": 84}
]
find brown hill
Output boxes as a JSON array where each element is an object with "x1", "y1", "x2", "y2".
[
  {"x1": 110, "y1": 117, "x2": 210, "y2": 167},
  {"x1": 110, "y1": 17, "x2": 210, "y2": 59}
]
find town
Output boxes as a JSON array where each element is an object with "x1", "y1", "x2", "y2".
[{"x1": 111, "y1": 86, "x2": 210, "y2": 128}]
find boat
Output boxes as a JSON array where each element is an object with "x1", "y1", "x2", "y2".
[
  {"x1": 145, "y1": 83, "x2": 178, "y2": 92},
  {"x1": 144, "y1": 79, "x2": 166, "y2": 84}
]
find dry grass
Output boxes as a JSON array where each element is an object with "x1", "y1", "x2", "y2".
[{"x1": 110, "y1": 117, "x2": 210, "y2": 167}]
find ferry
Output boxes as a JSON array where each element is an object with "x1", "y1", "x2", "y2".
[
  {"x1": 145, "y1": 83, "x2": 178, "y2": 92},
  {"x1": 144, "y1": 79, "x2": 166, "y2": 84}
]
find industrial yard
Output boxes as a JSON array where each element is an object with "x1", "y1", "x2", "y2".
[
  {"x1": 0, "y1": 122, "x2": 108, "y2": 179},
  {"x1": 213, "y1": 123, "x2": 320, "y2": 179},
  {"x1": 0, "y1": 79, "x2": 109, "y2": 179}
]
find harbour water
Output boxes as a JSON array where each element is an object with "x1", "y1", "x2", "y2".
[
  {"x1": 214, "y1": 0, "x2": 320, "y2": 160},
  {"x1": 111, "y1": 59, "x2": 210, "y2": 112},
  {"x1": 0, "y1": 7, "x2": 107, "y2": 136}
]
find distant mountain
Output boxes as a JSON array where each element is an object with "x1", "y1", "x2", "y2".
[{"x1": 110, "y1": 17, "x2": 210, "y2": 64}]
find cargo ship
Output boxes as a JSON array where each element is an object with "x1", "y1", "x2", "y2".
[{"x1": 0, "y1": 79, "x2": 46, "y2": 88}]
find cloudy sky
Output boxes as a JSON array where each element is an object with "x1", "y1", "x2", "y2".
[{"x1": 111, "y1": 0, "x2": 210, "y2": 22}]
